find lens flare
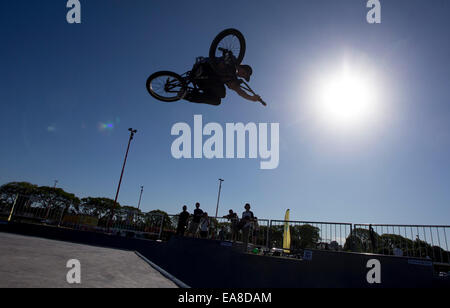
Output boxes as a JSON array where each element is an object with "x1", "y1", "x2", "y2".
[{"x1": 98, "y1": 122, "x2": 114, "y2": 132}]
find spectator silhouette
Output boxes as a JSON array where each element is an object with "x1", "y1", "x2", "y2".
[
  {"x1": 218, "y1": 227, "x2": 226, "y2": 241},
  {"x1": 199, "y1": 212, "x2": 210, "y2": 239},
  {"x1": 224, "y1": 209, "x2": 239, "y2": 242},
  {"x1": 187, "y1": 202, "x2": 203, "y2": 238},
  {"x1": 241, "y1": 203, "x2": 255, "y2": 252},
  {"x1": 176, "y1": 205, "x2": 190, "y2": 236}
]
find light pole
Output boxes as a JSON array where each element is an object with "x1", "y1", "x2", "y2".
[
  {"x1": 214, "y1": 179, "x2": 224, "y2": 219},
  {"x1": 109, "y1": 128, "x2": 137, "y2": 231},
  {"x1": 137, "y1": 186, "x2": 144, "y2": 210},
  {"x1": 53, "y1": 180, "x2": 58, "y2": 188},
  {"x1": 213, "y1": 179, "x2": 224, "y2": 240}
]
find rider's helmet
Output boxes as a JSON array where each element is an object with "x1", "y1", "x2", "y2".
[{"x1": 238, "y1": 65, "x2": 253, "y2": 82}]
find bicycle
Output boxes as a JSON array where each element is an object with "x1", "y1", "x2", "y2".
[{"x1": 146, "y1": 28, "x2": 267, "y2": 106}]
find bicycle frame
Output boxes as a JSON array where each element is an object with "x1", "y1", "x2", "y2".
[
  {"x1": 180, "y1": 71, "x2": 199, "y2": 93},
  {"x1": 164, "y1": 71, "x2": 266, "y2": 106}
]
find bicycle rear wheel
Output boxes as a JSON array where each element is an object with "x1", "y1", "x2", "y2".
[
  {"x1": 146, "y1": 71, "x2": 187, "y2": 102},
  {"x1": 209, "y1": 29, "x2": 246, "y2": 67}
]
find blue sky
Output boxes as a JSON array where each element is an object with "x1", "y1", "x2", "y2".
[{"x1": 1, "y1": 0, "x2": 450, "y2": 224}]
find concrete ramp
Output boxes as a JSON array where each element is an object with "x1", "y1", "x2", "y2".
[
  {"x1": 0, "y1": 223, "x2": 444, "y2": 287},
  {"x1": 0, "y1": 232, "x2": 177, "y2": 288}
]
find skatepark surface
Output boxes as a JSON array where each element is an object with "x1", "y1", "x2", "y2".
[
  {"x1": 1, "y1": 223, "x2": 445, "y2": 287},
  {"x1": 0, "y1": 232, "x2": 177, "y2": 288}
]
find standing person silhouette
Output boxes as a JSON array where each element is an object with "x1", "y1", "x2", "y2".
[
  {"x1": 241, "y1": 203, "x2": 255, "y2": 252},
  {"x1": 224, "y1": 209, "x2": 240, "y2": 243},
  {"x1": 199, "y1": 212, "x2": 210, "y2": 239},
  {"x1": 187, "y1": 202, "x2": 203, "y2": 238},
  {"x1": 176, "y1": 205, "x2": 190, "y2": 236}
]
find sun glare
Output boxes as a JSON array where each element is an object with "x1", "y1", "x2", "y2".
[{"x1": 315, "y1": 65, "x2": 379, "y2": 130}]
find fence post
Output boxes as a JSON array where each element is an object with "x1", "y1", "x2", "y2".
[
  {"x1": 7, "y1": 194, "x2": 19, "y2": 222},
  {"x1": 349, "y1": 224, "x2": 354, "y2": 252},
  {"x1": 266, "y1": 220, "x2": 271, "y2": 248},
  {"x1": 158, "y1": 214, "x2": 164, "y2": 240},
  {"x1": 57, "y1": 204, "x2": 67, "y2": 227}
]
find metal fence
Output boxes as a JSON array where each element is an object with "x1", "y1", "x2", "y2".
[
  {"x1": 268, "y1": 220, "x2": 353, "y2": 252},
  {"x1": 1, "y1": 194, "x2": 449, "y2": 264},
  {"x1": 353, "y1": 224, "x2": 450, "y2": 264},
  {"x1": 167, "y1": 214, "x2": 270, "y2": 247},
  {"x1": 2, "y1": 194, "x2": 65, "y2": 225},
  {"x1": 1, "y1": 194, "x2": 164, "y2": 239},
  {"x1": 0, "y1": 199, "x2": 12, "y2": 217}
]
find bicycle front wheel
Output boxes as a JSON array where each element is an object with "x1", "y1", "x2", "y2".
[
  {"x1": 209, "y1": 29, "x2": 246, "y2": 67},
  {"x1": 146, "y1": 71, "x2": 187, "y2": 102}
]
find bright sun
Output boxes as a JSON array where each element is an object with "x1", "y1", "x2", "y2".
[{"x1": 315, "y1": 65, "x2": 379, "y2": 129}]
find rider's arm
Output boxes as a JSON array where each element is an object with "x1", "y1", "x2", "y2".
[{"x1": 226, "y1": 80, "x2": 260, "y2": 102}]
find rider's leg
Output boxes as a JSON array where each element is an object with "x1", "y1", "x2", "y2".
[
  {"x1": 196, "y1": 83, "x2": 225, "y2": 105},
  {"x1": 185, "y1": 90, "x2": 221, "y2": 106},
  {"x1": 184, "y1": 81, "x2": 224, "y2": 106}
]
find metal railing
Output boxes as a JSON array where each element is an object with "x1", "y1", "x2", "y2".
[
  {"x1": 353, "y1": 224, "x2": 450, "y2": 264},
  {"x1": 106, "y1": 209, "x2": 164, "y2": 238},
  {"x1": 4, "y1": 194, "x2": 65, "y2": 225},
  {"x1": 0, "y1": 201, "x2": 11, "y2": 218},
  {"x1": 2, "y1": 194, "x2": 164, "y2": 239},
  {"x1": 268, "y1": 220, "x2": 353, "y2": 252},
  {"x1": 1, "y1": 194, "x2": 449, "y2": 264},
  {"x1": 167, "y1": 214, "x2": 270, "y2": 247}
]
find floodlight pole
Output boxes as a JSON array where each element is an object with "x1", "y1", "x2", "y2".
[
  {"x1": 213, "y1": 179, "x2": 224, "y2": 239},
  {"x1": 137, "y1": 186, "x2": 144, "y2": 211},
  {"x1": 108, "y1": 128, "x2": 137, "y2": 232},
  {"x1": 215, "y1": 179, "x2": 224, "y2": 219}
]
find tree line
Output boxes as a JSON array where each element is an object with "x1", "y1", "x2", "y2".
[
  {"x1": 0, "y1": 181, "x2": 168, "y2": 227},
  {"x1": 345, "y1": 227, "x2": 449, "y2": 263}
]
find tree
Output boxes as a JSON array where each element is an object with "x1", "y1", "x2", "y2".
[
  {"x1": 121, "y1": 205, "x2": 141, "y2": 213},
  {"x1": 268, "y1": 225, "x2": 284, "y2": 248},
  {"x1": 147, "y1": 209, "x2": 171, "y2": 229},
  {"x1": 378, "y1": 234, "x2": 414, "y2": 255},
  {"x1": 77, "y1": 197, "x2": 118, "y2": 226},
  {"x1": 344, "y1": 228, "x2": 381, "y2": 252},
  {"x1": 291, "y1": 224, "x2": 321, "y2": 250},
  {"x1": 143, "y1": 209, "x2": 172, "y2": 240},
  {"x1": 268, "y1": 224, "x2": 321, "y2": 251},
  {"x1": 36, "y1": 186, "x2": 79, "y2": 209},
  {"x1": 0, "y1": 182, "x2": 39, "y2": 207},
  {"x1": 343, "y1": 230, "x2": 449, "y2": 263},
  {"x1": 116, "y1": 205, "x2": 141, "y2": 225},
  {"x1": 32, "y1": 186, "x2": 80, "y2": 221}
]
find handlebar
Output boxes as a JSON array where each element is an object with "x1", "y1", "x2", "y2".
[{"x1": 240, "y1": 80, "x2": 267, "y2": 107}]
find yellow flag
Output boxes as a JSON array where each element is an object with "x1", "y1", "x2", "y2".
[{"x1": 283, "y1": 209, "x2": 291, "y2": 253}]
